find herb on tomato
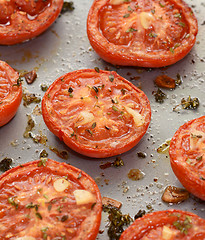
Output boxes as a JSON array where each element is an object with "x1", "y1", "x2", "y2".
[
  {"x1": 174, "y1": 13, "x2": 182, "y2": 19},
  {"x1": 149, "y1": 32, "x2": 158, "y2": 38},
  {"x1": 92, "y1": 122, "x2": 97, "y2": 128},
  {"x1": 152, "y1": 88, "x2": 166, "y2": 103},
  {"x1": 112, "y1": 105, "x2": 119, "y2": 112},
  {"x1": 38, "y1": 158, "x2": 47, "y2": 167},
  {"x1": 77, "y1": 171, "x2": 82, "y2": 179},
  {"x1": 61, "y1": 215, "x2": 68, "y2": 222},
  {"x1": 0, "y1": 158, "x2": 13, "y2": 172},
  {"x1": 94, "y1": 67, "x2": 100, "y2": 73},
  {"x1": 178, "y1": 22, "x2": 186, "y2": 27},
  {"x1": 61, "y1": 1, "x2": 74, "y2": 14},
  {"x1": 41, "y1": 227, "x2": 49, "y2": 240},
  {"x1": 159, "y1": 2, "x2": 165, "y2": 7},
  {"x1": 127, "y1": 6, "x2": 133, "y2": 12},
  {"x1": 13, "y1": 77, "x2": 23, "y2": 87},
  {"x1": 86, "y1": 129, "x2": 93, "y2": 135},
  {"x1": 173, "y1": 216, "x2": 192, "y2": 234},
  {"x1": 26, "y1": 202, "x2": 39, "y2": 211},
  {"x1": 92, "y1": 86, "x2": 99, "y2": 93},
  {"x1": 126, "y1": 27, "x2": 137, "y2": 33},
  {"x1": 36, "y1": 212, "x2": 43, "y2": 220},
  {"x1": 8, "y1": 196, "x2": 18, "y2": 209},
  {"x1": 68, "y1": 87, "x2": 73, "y2": 93},
  {"x1": 123, "y1": 13, "x2": 130, "y2": 18},
  {"x1": 109, "y1": 74, "x2": 114, "y2": 82}
]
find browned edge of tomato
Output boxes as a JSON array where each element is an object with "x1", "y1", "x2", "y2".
[
  {"x1": 169, "y1": 116, "x2": 205, "y2": 200},
  {"x1": 0, "y1": 60, "x2": 22, "y2": 127},
  {"x1": 87, "y1": 0, "x2": 198, "y2": 67},
  {"x1": 41, "y1": 69, "x2": 151, "y2": 158},
  {"x1": 119, "y1": 209, "x2": 205, "y2": 240}
]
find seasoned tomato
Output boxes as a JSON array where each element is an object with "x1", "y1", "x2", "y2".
[
  {"x1": 0, "y1": 159, "x2": 102, "y2": 239},
  {"x1": 87, "y1": 0, "x2": 198, "y2": 67},
  {"x1": 0, "y1": 0, "x2": 63, "y2": 45},
  {"x1": 42, "y1": 69, "x2": 151, "y2": 158},
  {"x1": 0, "y1": 60, "x2": 22, "y2": 127},
  {"x1": 169, "y1": 116, "x2": 205, "y2": 200},
  {"x1": 120, "y1": 209, "x2": 205, "y2": 240}
]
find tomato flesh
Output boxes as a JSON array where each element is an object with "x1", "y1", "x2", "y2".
[
  {"x1": 119, "y1": 209, "x2": 205, "y2": 240},
  {"x1": 0, "y1": 159, "x2": 102, "y2": 239},
  {"x1": 169, "y1": 116, "x2": 205, "y2": 200},
  {"x1": 42, "y1": 69, "x2": 151, "y2": 158},
  {"x1": 87, "y1": 0, "x2": 198, "y2": 67},
  {"x1": 0, "y1": 60, "x2": 22, "y2": 127}
]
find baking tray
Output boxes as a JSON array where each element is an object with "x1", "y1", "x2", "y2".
[{"x1": 0, "y1": 0, "x2": 204, "y2": 239}]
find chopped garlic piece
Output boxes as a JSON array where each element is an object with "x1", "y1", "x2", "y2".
[
  {"x1": 73, "y1": 190, "x2": 95, "y2": 205},
  {"x1": 190, "y1": 130, "x2": 205, "y2": 151},
  {"x1": 15, "y1": 237, "x2": 36, "y2": 240},
  {"x1": 75, "y1": 111, "x2": 94, "y2": 127},
  {"x1": 125, "y1": 106, "x2": 144, "y2": 126},
  {"x1": 109, "y1": 0, "x2": 124, "y2": 5},
  {"x1": 140, "y1": 12, "x2": 155, "y2": 29},
  {"x1": 162, "y1": 226, "x2": 176, "y2": 240},
  {"x1": 53, "y1": 178, "x2": 70, "y2": 192}
]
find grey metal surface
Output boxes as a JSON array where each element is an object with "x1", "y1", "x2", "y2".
[{"x1": 0, "y1": 0, "x2": 204, "y2": 239}]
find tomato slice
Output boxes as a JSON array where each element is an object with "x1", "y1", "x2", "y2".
[
  {"x1": 169, "y1": 116, "x2": 205, "y2": 200},
  {"x1": 120, "y1": 209, "x2": 205, "y2": 240},
  {"x1": 0, "y1": 60, "x2": 22, "y2": 127},
  {"x1": 0, "y1": 159, "x2": 102, "y2": 239},
  {"x1": 87, "y1": 0, "x2": 198, "y2": 67},
  {"x1": 42, "y1": 69, "x2": 151, "y2": 158},
  {"x1": 0, "y1": 0, "x2": 63, "y2": 45}
]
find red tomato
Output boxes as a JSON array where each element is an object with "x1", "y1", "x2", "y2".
[
  {"x1": 169, "y1": 116, "x2": 205, "y2": 200},
  {"x1": 120, "y1": 209, "x2": 205, "y2": 240},
  {"x1": 0, "y1": 159, "x2": 102, "y2": 239},
  {"x1": 0, "y1": 60, "x2": 22, "y2": 127},
  {"x1": 0, "y1": 0, "x2": 63, "y2": 45},
  {"x1": 42, "y1": 69, "x2": 151, "y2": 158},
  {"x1": 87, "y1": 0, "x2": 198, "y2": 67}
]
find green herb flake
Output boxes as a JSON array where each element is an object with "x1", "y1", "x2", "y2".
[
  {"x1": 152, "y1": 88, "x2": 166, "y2": 103},
  {"x1": 61, "y1": 1, "x2": 74, "y2": 14},
  {"x1": 126, "y1": 27, "x2": 137, "y2": 33},
  {"x1": 170, "y1": 47, "x2": 175, "y2": 53},
  {"x1": 109, "y1": 74, "x2": 115, "y2": 82},
  {"x1": 196, "y1": 155, "x2": 203, "y2": 161},
  {"x1": 127, "y1": 6, "x2": 133, "y2": 11},
  {"x1": 26, "y1": 202, "x2": 39, "y2": 211},
  {"x1": 13, "y1": 77, "x2": 23, "y2": 87},
  {"x1": 69, "y1": 93, "x2": 73, "y2": 98},
  {"x1": 174, "y1": 13, "x2": 181, "y2": 19},
  {"x1": 151, "y1": 9, "x2": 155, "y2": 14},
  {"x1": 86, "y1": 129, "x2": 93, "y2": 135},
  {"x1": 61, "y1": 215, "x2": 68, "y2": 222},
  {"x1": 149, "y1": 32, "x2": 158, "y2": 38},
  {"x1": 8, "y1": 196, "x2": 18, "y2": 209},
  {"x1": 173, "y1": 216, "x2": 192, "y2": 235},
  {"x1": 92, "y1": 86, "x2": 99, "y2": 93},
  {"x1": 94, "y1": 67, "x2": 100, "y2": 73},
  {"x1": 36, "y1": 212, "x2": 43, "y2": 220},
  {"x1": 112, "y1": 105, "x2": 119, "y2": 112},
  {"x1": 123, "y1": 13, "x2": 130, "y2": 18},
  {"x1": 38, "y1": 158, "x2": 47, "y2": 167},
  {"x1": 159, "y1": 2, "x2": 165, "y2": 7},
  {"x1": 92, "y1": 122, "x2": 97, "y2": 128},
  {"x1": 77, "y1": 171, "x2": 82, "y2": 179},
  {"x1": 178, "y1": 22, "x2": 185, "y2": 27},
  {"x1": 91, "y1": 202, "x2": 96, "y2": 210}
]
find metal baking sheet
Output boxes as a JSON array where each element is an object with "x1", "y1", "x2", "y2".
[{"x1": 0, "y1": 0, "x2": 204, "y2": 239}]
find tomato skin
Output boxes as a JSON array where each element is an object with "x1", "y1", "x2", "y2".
[
  {"x1": 119, "y1": 209, "x2": 205, "y2": 240},
  {"x1": 87, "y1": 0, "x2": 198, "y2": 67},
  {"x1": 42, "y1": 69, "x2": 151, "y2": 158},
  {"x1": 0, "y1": 60, "x2": 22, "y2": 127},
  {"x1": 169, "y1": 116, "x2": 205, "y2": 200},
  {"x1": 0, "y1": 159, "x2": 102, "y2": 239},
  {"x1": 0, "y1": 0, "x2": 63, "y2": 45}
]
